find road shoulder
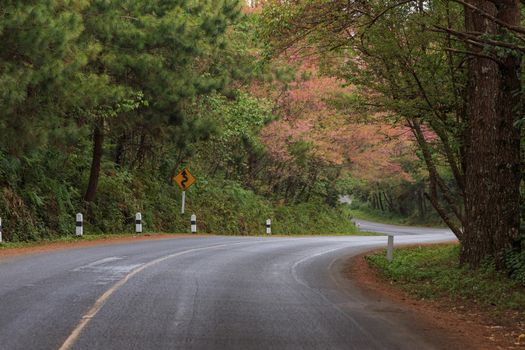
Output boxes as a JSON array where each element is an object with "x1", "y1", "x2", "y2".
[{"x1": 345, "y1": 251, "x2": 522, "y2": 350}]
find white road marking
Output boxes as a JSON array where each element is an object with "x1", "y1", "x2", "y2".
[
  {"x1": 72, "y1": 257, "x2": 124, "y2": 271},
  {"x1": 58, "y1": 241, "x2": 250, "y2": 350}
]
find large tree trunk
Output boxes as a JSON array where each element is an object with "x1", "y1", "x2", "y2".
[
  {"x1": 463, "y1": 0, "x2": 521, "y2": 268},
  {"x1": 84, "y1": 121, "x2": 104, "y2": 202}
]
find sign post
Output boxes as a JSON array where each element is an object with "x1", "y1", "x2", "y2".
[
  {"x1": 173, "y1": 167, "x2": 196, "y2": 215},
  {"x1": 387, "y1": 235, "x2": 394, "y2": 262}
]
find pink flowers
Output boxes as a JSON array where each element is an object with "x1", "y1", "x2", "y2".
[{"x1": 255, "y1": 60, "x2": 416, "y2": 185}]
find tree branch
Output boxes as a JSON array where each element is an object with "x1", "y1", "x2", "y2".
[
  {"x1": 451, "y1": 0, "x2": 525, "y2": 35},
  {"x1": 434, "y1": 25, "x2": 525, "y2": 53}
]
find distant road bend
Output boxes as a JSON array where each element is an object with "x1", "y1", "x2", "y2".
[
  {"x1": 0, "y1": 224, "x2": 456, "y2": 350},
  {"x1": 352, "y1": 218, "x2": 453, "y2": 236}
]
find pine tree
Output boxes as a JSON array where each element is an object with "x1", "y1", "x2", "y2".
[{"x1": 0, "y1": 0, "x2": 87, "y2": 155}]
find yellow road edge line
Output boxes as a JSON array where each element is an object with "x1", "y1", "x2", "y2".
[{"x1": 58, "y1": 241, "x2": 248, "y2": 350}]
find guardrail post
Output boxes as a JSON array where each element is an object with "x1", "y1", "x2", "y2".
[
  {"x1": 266, "y1": 219, "x2": 271, "y2": 235},
  {"x1": 191, "y1": 214, "x2": 197, "y2": 234},
  {"x1": 135, "y1": 212, "x2": 142, "y2": 233},
  {"x1": 387, "y1": 235, "x2": 394, "y2": 262},
  {"x1": 76, "y1": 213, "x2": 83, "y2": 237}
]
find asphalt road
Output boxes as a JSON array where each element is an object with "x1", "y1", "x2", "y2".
[{"x1": 0, "y1": 227, "x2": 456, "y2": 350}]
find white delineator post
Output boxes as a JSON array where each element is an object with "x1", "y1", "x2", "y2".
[
  {"x1": 191, "y1": 214, "x2": 197, "y2": 234},
  {"x1": 0, "y1": 217, "x2": 3, "y2": 243},
  {"x1": 387, "y1": 235, "x2": 394, "y2": 262},
  {"x1": 135, "y1": 212, "x2": 142, "y2": 233},
  {"x1": 181, "y1": 191, "x2": 186, "y2": 214},
  {"x1": 266, "y1": 219, "x2": 271, "y2": 235},
  {"x1": 76, "y1": 213, "x2": 83, "y2": 237}
]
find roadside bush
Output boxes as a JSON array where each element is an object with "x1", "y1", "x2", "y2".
[
  {"x1": 0, "y1": 153, "x2": 359, "y2": 240},
  {"x1": 506, "y1": 242, "x2": 525, "y2": 285},
  {"x1": 189, "y1": 179, "x2": 272, "y2": 235},
  {"x1": 367, "y1": 245, "x2": 525, "y2": 312},
  {"x1": 273, "y1": 201, "x2": 357, "y2": 235}
]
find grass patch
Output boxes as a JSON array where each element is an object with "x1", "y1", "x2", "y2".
[{"x1": 366, "y1": 244, "x2": 525, "y2": 313}]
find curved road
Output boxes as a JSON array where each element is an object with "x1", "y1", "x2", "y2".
[
  {"x1": 0, "y1": 226, "x2": 456, "y2": 350},
  {"x1": 353, "y1": 219, "x2": 453, "y2": 236}
]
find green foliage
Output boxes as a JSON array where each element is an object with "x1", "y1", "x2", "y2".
[
  {"x1": 367, "y1": 245, "x2": 525, "y2": 312},
  {"x1": 0, "y1": 149, "x2": 86, "y2": 241},
  {"x1": 0, "y1": 0, "x2": 88, "y2": 154},
  {"x1": 505, "y1": 246, "x2": 525, "y2": 285},
  {"x1": 192, "y1": 92, "x2": 273, "y2": 182},
  {"x1": 189, "y1": 179, "x2": 272, "y2": 234}
]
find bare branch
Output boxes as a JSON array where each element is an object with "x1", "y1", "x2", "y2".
[
  {"x1": 408, "y1": 118, "x2": 465, "y2": 228},
  {"x1": 434, "y1": 25, "x2": 525, "y2": 53},
  {"x1": 424, "y1": 192, "x2": 463, "y2": 239},
  {"x1": 363, "y1": 0, "x2": 414, "y2": 28},
  {"x1": 443, "y1": 47, "x2": 501, "y2": 62}
]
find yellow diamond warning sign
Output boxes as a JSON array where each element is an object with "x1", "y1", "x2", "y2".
[{"x1": 173, "y1": 168, "x2": 196, "y2": 191}]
